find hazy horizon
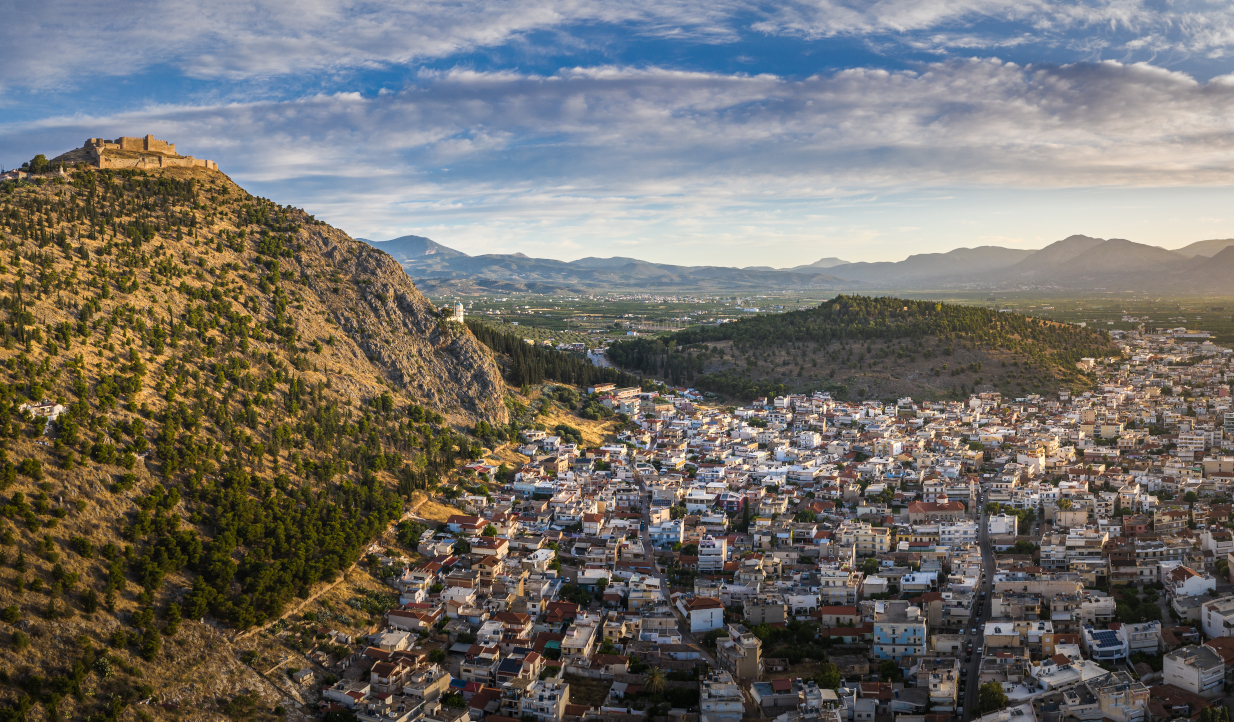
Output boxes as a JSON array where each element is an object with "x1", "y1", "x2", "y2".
[{"x1": 361, "y1": 228, "x2": 1234, "y2": 267}]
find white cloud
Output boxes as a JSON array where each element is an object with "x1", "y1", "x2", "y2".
[
  {"x1": 755, "y1": 0, "x2": 1234, "y2": 57},
  {"x1": 11, "y1": 0, "x2": 1234, "y2": 94},
  {"x1": 0, "y1": 0, "x2": 742, "y2": 91},
  {"x1": 9, "y1": 59, "x2": 1234, "y2": 263}
]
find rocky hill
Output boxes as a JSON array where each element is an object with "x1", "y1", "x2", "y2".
[
  {"x1": 606, "y1": 295, "x2": 1118, "y2": 400},
  {"x1": 0, "y1": 158, "x2": 507, "y2": 720}
]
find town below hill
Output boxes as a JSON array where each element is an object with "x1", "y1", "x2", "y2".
[
  {"x1": 5, "y1": 140, "x2": 1234, "y2": 722},
  {"x1": 247, "y1": 316, "x2": 1234, "y2": 722}
]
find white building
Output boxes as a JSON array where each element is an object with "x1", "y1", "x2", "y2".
[
  {"x1": 1031, "y1": 653, "x2": 1111, "y2": 691},
  {"x1": 477, "y1": 619, "x2": 504, "y2": 647},
  {"x1": 649, "y1": 519, "x2": 684, "y2": 547},
  {"x1": 699, "y1": 535, "x2": 728, "y2": 573},
  {"x1": 1120, "y1": 621, "x2": 1163, "y2": 655},
  {"x1": 1082, "y1": 625, "x2": 1128, "y2": 661},
  {"x1": 1164, "y1": 645, "x2": 1225, "y2": 699},
  {"x1": 699, "y1": 670, "x2": 745, "y2": 722},
  {"x1": 684, "y1": 490, "x2": 719, "y2": 513},
  {"x1": 680, "y1": 596, "x2": 725, "y2": 633},
  {"x1": 987, "y1": 514, "x2": 1019, "y2": 536},
  {"x1": 1165, "y1": 566, "x2": 1217, "y2": 600},
  {"x1": 519, "y1": 679, "x2": 569, "y2": 722},
  {"x1": 939, "y1": 521, "x2": 979, "y2": 546},
  {"x1": 1201, "y1": 595, "x2": 1234, "y2": 640}
]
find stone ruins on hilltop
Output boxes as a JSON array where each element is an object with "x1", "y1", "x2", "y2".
[{"x1": 80, "y1": 135, "x2": 218, "y2": 171}]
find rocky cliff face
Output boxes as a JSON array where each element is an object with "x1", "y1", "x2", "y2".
[{"x1": 297, "y1": 221, "x2": 508, "y2": 423}]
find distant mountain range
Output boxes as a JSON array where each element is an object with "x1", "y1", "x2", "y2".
[{"x1": 357, "y1": 234, "x2": 1234, "y2": 294}]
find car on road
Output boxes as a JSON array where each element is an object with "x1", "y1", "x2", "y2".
[{"x1": 971, "y1": 628, "x2": 977, "y2": 635}]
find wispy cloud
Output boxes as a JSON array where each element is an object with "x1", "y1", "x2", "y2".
[
  {"x1": 13, "y1": 0, "x2": 1234, "y2": 95},
  {"x1": 752, "y1": 0, "x2": 1234, "y2": 57},
  {"x1": 0, "y1": 0, "x2": 743, "y2": 92},
  {"x1": 8, "y1": 58, "x2": 1234, "y2": 263}
]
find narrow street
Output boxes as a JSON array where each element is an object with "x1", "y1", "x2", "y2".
[
  {"x1": 960, "y1": 504, "x2": 995, "y2": 720},
  {"x1": 637, "y1": 478, "x2": 720, "y2": 667}
]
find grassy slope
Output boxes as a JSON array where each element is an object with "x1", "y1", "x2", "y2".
[{"x1": 0, "y1": 163, "x2": 505, "y2": 719}]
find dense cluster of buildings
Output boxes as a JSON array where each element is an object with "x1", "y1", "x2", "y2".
[{"x1": 319, "y1": 329, "x2": 1234, "y2": 722}]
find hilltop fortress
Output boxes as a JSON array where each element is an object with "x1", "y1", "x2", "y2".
[{"x1": 77, "y1": 135, "x2": 218, "y2": 171}]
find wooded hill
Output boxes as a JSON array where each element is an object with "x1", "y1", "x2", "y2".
[
  {"x1": 466, "y1": 320, "x2": 640, "y2": 390},
  {"x1": 0, "y1": 161, "x2": 508, "y2": 721},
  {"x1": 607, "y1": 295, "x2": 1118, "y2": 400}
]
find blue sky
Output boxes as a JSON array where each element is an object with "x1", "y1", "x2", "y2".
[{"x1": 6, "y1": 0, "x2": 1234, "y2": 266}]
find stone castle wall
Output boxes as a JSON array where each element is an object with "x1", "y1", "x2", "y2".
[
  {"x1": 81, "y1": 135, "x2": 217, "y2": 172},
  {"x1": 98, "y1": 155, "x2": 218, "y2": 172},
  {"x1": 87, "y1": 135, "x2": 177, "y2": 155}
]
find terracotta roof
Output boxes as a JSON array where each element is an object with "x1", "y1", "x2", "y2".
[
  {"x1": 816, "y1": 606, "x2": 859, "y2": 616},
  {"x1": 685, "y1": 596, "x2": 723, "y2": 611},
  {"x1": 1150, "y1": 683, "x2": 1211, "y2": 718},
  {"x1": 908, "y1": 501, "x2": 965, "y2": 513},
  {"x1": 1204, "y1": 636, "x2": 1234, "y2": 664},
  {"x1": 1169, "y1": 566, "x2": 1200, "y2": 582}
]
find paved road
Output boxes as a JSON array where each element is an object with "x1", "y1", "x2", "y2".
[{"x1": 960, "y1": 501, "x2": 995, "y2": 720}]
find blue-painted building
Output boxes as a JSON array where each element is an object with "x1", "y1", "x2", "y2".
[{"x1": 871, "y1": 600, "x2": 927, "y2": 661}]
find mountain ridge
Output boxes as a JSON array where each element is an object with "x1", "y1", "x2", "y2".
[{"x1": 378, "y1": 233, "x2": 1234, "y2": 293}]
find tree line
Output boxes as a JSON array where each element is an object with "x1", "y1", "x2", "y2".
[{"x1": 466, "y1": 320, "x2": 641, "y2": 388}]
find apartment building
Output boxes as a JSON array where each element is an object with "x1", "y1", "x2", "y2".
[
  {"x1": 700, "y1": 670, "x2": 745, "y2": 722},
  {"x1": 699, "y1": 535, "x2": 728, "y2": 573},
  {"x1": 988, "y1": 514, "x2": 1018, "y2": 536},
  {"x1": 744, "y1": 594, "x2": 788, "y2": 625},
  {"x1": 918, "y1": 657, "x2": 960, "y2": 712},
  {"x1": 1165, "y1": 566, "x2": 1216, "y2": 599},
  {"x1": 1082, "y1": 625, "x2": 1128, "y2": 661},
  {"x1": 872, "y1": 601, "x2": 927, "y2": 661},
  {"x1": 819, "y1": 568, "x2": 863, "y2": 605},
  {"x1": 1093, "y1": 673, "x2": 1150, "y2": 722},
  {"x1": 1202, "y1": 596, "x2": 1234, "y2": 640},
  {"x1": 514, "y1": 679, "x2": 570, "y2": 722},
  {"x1": 837, "y1": 521, "x2": 892, "y2": 557},
  {"x1": 1121, "y1": 621, "x2": 1163, "y2": 656},
  {"x1": 1040, "y1": 528, "x2": 1108, "y2": 572},
  {"x1": 715, "y1": 623, "x2": 763, "y2": 680},
  {"x1": 1164, "y1": 645, "x2": 1225, "y2": 700},
  {"x1": 939, "y1": 521, "x2": 979, "y2": 546}
]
